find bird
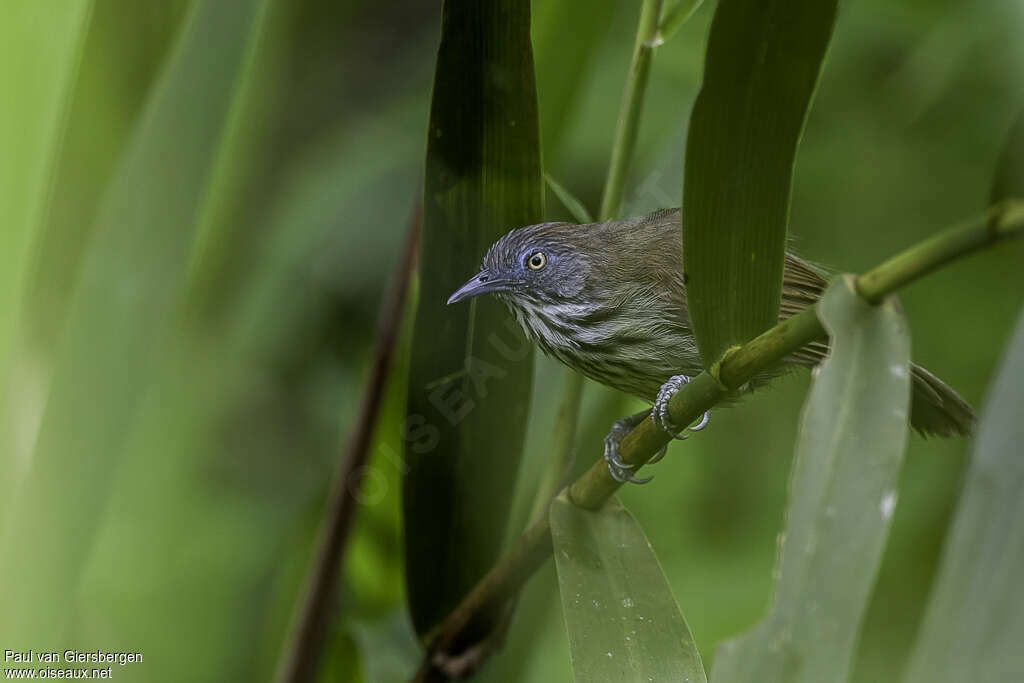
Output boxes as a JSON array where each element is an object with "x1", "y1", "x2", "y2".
[{"x1": 447, "y1": 207, "x2": 975, "y2": 482}]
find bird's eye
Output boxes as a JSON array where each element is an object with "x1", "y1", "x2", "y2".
[{"x1": 527, "y1": 252, "x2": 547, "y2": 270}]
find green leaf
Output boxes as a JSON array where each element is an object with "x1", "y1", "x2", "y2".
[
  {"x1": 532, "y1": 0, "x2": 620, "y2": 163},
  {"x1": 17, "y1": 1, "x2": 190, "y2": 358},
  {"x1": 682, "y1": 0, "x2": 837, "y2": 367},
  {"x1": 713, "y1": 276, "x2": 911, "y2": 683},
  {"x1": 550, "y1": 496, "x2": 707, "y2": 683},
  {"x1": 0, "y1": 0, "x2": 275, "y2": 641},
  {"x1": 901, "y1": 117, "x2": 1024, "y2": 683},
  {"x1": 0, "y1": 1, "x2": 189, "y2": 526},
  {"x1": 0, "y1": 0, "x2": 91, "y2": 462},
  {"x1": 403, "y1": 0, "x2": 543, "y2": 636},
  {"x1": 0, "y1": 0, "x2": 91, "y2": 344}
]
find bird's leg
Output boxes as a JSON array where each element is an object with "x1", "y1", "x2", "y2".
[
  {"x1": 650, "y1": 374, "x2": 711, "y2": 445},
  {"x1": 603, "y1": 410, "x2": 665, "y2": 485}
]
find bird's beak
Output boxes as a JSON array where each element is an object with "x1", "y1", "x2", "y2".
[{"x1": 447, "y1": 270, "x2": 508, "y2": 305}]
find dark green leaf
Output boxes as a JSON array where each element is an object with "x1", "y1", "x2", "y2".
[
  {"x1": 682, "y1": 0, "x2": 837, "y2": 367},
  {"x1": 404, "y1": 0, "x2": 543, "y2": 636},
  {"x1": 713, "y1": 276, "x2": 911, "y2": 683},
  {"x1": 550, "y1": 496, "x2": 707, "y2": 683},
  {"x1": 0, "y1": 0, "x2": 275, "y2": 641}
]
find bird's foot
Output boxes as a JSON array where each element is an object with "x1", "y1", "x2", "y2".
[
  {"x1": 603, "y1": 412, "x2": 665, "y2": 485},
  {"x1": 651, "y1": 374, "x2": 711, "y2": 439}
]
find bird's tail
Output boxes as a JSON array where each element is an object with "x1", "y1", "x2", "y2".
[
  {"x1": 781, "y1": 254, "x2": 974, "y2": 438},
  {"x1": 910, "y1": 364, "x2": 975, "y2": 437},
  {"x1": 788, "y1": 345, "x2": 974, "y2": 437}
]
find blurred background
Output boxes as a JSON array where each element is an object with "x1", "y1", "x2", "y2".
[{"x1": 2, "y1": 0, "x2": 1023, "y2": 681}]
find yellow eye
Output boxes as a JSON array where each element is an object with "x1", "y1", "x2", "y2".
[{"x1": 527, "y1": 252, "x2": 547, "y2": 270}]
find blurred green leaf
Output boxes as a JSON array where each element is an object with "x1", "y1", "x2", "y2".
[
  {"x1": 19, "y1": 1, "x2": 190, "y2": 356},
  {"x1": 0, "y1": 0, "x2": 91, "y2": 487},
  {"x1": 533, "y1": 0, "x2": 620, "y2": 164},
  {"x1": 550, "y1": 496, "x2": 707, "y2": 683},
  {"x1": 682, "y1": 0, "x2": 837, "y2": 367},
  {"x1": 0, "y1": 0, "x2": 91, "y2": 356},
  {"x1": 713, "y1": 276, "x2": 910, "y2": 683},
  {"x1": 901, "y1": 306, "x2": 1024, "y2": 682},
  {"x1": 404, "y1": 0, "x2": 543, "y2": 636},
  {"x1": 0, "y1": 0, "x2": 274, "y2": 641},
  {"x1": 1, "y1": 1, "x2": 189, "y2": 536}
]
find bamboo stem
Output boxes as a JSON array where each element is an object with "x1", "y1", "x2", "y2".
[
  {"x1": 420, "y1": 199, "x2": 1024, "y2": 668},
  {"x1": 525, "y1": 0, "x2": 665, "y2": 553},
  {"x1": 599, "y1": 0, "x2": 664, "y2": 222},
  {"x1": 527, "y1": 371, "x2": 585, "y2": 523}
]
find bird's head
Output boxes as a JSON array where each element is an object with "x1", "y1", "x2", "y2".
[{"x1": 446, "y1": 222, "x2": 589, "y2": 307}]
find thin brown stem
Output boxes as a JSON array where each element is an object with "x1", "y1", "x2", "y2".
[{"x1": 275, "y1": 206, "x2": 421, "y2": 683}]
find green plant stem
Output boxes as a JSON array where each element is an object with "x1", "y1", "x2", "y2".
[
  {"x1": 525, "y1": 0, "x2": 664, "y2": 535},
  {"x1": 421, "y1": 199, "x2": 1024, "y2": 664},
  {"x1": 856, "y1": 199, "x2": 1024, "y2": 303},
  {"x1": 599, "y1": 0, "x2": 664, "y2": 222},
  {"x1": 528, "y1": 371, "x2": 585, "y2": 523}
]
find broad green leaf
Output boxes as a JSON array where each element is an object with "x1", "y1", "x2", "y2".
[
  {"x1": 713, "y1": 276, "x2": 910, "y2": 683},
  {"x1": 550, "y1": 496, "x2": 707, "y2": 683},
  {"x1": 0, "y1": 0, "x2": 275, "y2": 641},
  {"x1": 0, "y1": 0, "x2": 189, "y2": 535},
  {"x1": 18, "y1": 1, "x2": 190, "y2": 357},
  {"x1": 682, "y1": 0, "x2": 837, "y2": 367},
  {"x1": 0, "y1": 0, "x2": 91, "y2": 365},
  {"x1": 404, "y1": 0, "x2": 543, "y2": 636},
  {"x1": 0, "y1": 0, "x2": 91, "y2": 487}
]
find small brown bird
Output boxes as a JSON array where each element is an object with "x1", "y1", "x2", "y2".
[{"x1": 448, "y1": 208, "x2": 974, "y2": 482}]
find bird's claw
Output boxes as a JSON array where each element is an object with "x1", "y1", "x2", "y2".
[
  {"x1": 651, "y1": 374, "x2": 711, "y2": 439},
  {"x1": 603, "y1": 382, "x2": 709, "y2": 485},
  {"x1": 603, "y1": 415, "x2": 653, "y2": 484},
  {"x1": 648, "y1": 444, "x2": 669, "y2": 465}
]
